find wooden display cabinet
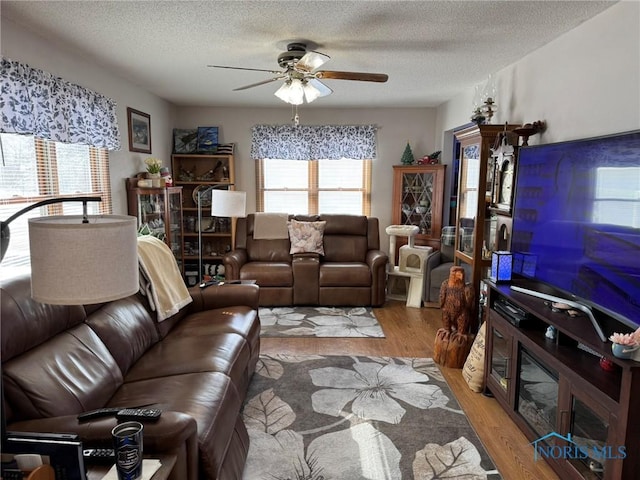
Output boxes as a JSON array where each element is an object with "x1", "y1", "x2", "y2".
[
  {"x1": 171, "y1": 154, "x2": 236, "y2": 284},
  {"x1": 391, "y1": 164, "x2": 446, "y2": 253},
  {"x1": 126, "y1": 180, "x2": 183, "y2": 271},
  {"x1": 453, "y1": 124, "x2": 519, "y2": 325},
  {"x1": 484, "y1": 281, "x2": 640, "y2": 480}
]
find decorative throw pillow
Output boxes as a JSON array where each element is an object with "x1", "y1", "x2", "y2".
[
  {"x1": 288, "y1": 220, "x2": 326, "y2": 255},
  {"x1": 462, "y1": 321, "x2": 487, "y2": 393}
]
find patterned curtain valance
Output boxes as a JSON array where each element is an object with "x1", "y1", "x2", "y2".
[
  {"x1": 0, "y1": 57, "x2": 121, "y2": 150},
  {"x1": 251, "y1": 124, "x2": 377, "y2": 160}
]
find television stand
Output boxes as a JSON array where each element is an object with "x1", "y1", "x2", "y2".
[
  {"x1": 485, "y1": 281, "x2": 640, "y2": 479},
  {"x1": 510, "y1": 285, "x2": 607, "y2": 342}
]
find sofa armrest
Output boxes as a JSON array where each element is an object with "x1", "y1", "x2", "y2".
[
  {"x1": 223, "y1": 249, "x2": 248, "y2": 280},
  {"x1": 366, "y1": 249, "x2": 389, "y2": 307},
  {"x1": 366, "y1": 249, "x2": 388, "y2": 271},
  {"x1": 188, "y1": 283, "x2": 260, "y2": 312},
  {"x1": 7, "y1": 411, "x2": 198, "y2": 452}
]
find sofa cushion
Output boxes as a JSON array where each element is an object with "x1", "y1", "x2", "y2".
[
  {"x1": 170, "y1": 306, "x2": 260, "y2": 360},
  {"x1": 85, "y1": 295, "x2": 160, "y2": 375},
  {"x1": 246, "y1": 238, "x2": 292, "y2": 262},
  {"x1": 288, "y1": 219, "x2": 326, "y2": 255},
  {"x1": 321, "y1": 215, "x2": 368, "y2": 262},
  {"x1": 3, "y1": 324, "x2": 123, "y2": 420},
  {"x1": 123, "y1": 332, "x2": 251, "y2": 393},
  {"x1": 319, "y1": 263, "x2": 371, "y2": 287},
  {"x1": 1, "y1": 274, "x2": 87, "y2": 363},
  {"x1": 240, "y1": 262, "x2": 292, "y2": 287}
]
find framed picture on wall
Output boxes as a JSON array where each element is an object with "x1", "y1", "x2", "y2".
[{"x1": 127, "y1": 107, "x2": 152, "y2": 153}]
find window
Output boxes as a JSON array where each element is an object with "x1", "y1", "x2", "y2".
[
  {"x1": 0, "y1": 133, "x2": 112, "y2": 271},
  {"x1": 256, "y1": 158, "x2": 371, "y2": 215}
]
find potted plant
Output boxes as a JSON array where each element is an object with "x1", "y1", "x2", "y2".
[
  {"x1": 609, "y1": 330, "x2": 640, "y2": 359},
  {"x1": 145, "y1": 158, "x2": 163, "y2": 187}
]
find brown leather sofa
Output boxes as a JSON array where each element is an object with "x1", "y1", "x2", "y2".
[
  {"x1": 224, "y1": 214, "x2": 388, "y2": 306},
  {"x1": 1, "y1": 273, "x2": 260, "y2": 480}
]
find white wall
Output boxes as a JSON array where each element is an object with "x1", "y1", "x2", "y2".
[
  {"x1": 1, "y1": 16, "x2": 175, "y2": 214},
  {"x1": 436, "y1": 1, "x2": 640, "y2": 146}
]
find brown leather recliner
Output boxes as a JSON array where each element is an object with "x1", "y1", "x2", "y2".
[{"x1": 224, "y1": 214, "x2": 388, "y2": 306}]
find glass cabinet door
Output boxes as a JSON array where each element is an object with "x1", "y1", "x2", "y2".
[
  {"x1": 489, "y1": 324, "x2": 511, "y2": 396},
  {"x1": 127, "y1": 184, "x2": 183, "y2": 273},
  {"x1": 399, "y1": 170, "x2": 435, "y2": 235},
  {"x1": 517, "y1": 348, "x2": 559, "y2": 440},
  {"x1": 457, "y1": 143, "x2": 480, "y2": 259},
  {"x1": 137, "y1": 192, "x2": 166, "y2": 239},
  {"x1": 391, "y1": 165, "x2": 445, "y2": 252},
  {"x1": 566, "y1": 396, "x2": 609, "y2": 479},
  {"x1": 166, "y1": 188, "x2": 184, "y2": 270}
]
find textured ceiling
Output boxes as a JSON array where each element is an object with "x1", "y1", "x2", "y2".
[{"x1": 1, "y1": 1, "x2": 616, "y2": 108}]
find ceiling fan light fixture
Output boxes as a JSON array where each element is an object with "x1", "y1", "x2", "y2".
[
  {"x1": 302, "y1": 81, "x2": 322, "y2": 103},
  {"x1": 274, "y1": 79, "x2": 305, "y2": 105}
]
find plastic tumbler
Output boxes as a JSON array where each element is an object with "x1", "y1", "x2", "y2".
[{"x1": 111, "y1": 421, "x2": 143, "y2": 480}]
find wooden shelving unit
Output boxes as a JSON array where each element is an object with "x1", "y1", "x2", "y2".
[{"x1": 171, "y1": 154, "x2": 235, "y2": 284}]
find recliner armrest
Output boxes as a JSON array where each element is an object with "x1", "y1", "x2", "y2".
[
  {"x1": 188, "y1": 283, "x2": 260, "y2": 312},
  {"x1": 366, "y1": 249, "x2": 388, "y2": 270},
  {"x1": 7, "y1": 411, "x2": 198, "y2": 452},
  {"x1": 222, "y1": 249, "x2": 248, "y2": 280}
]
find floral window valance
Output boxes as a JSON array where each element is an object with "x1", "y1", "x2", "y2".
[
  {"x1": 251, "y1": 124, "x2": 377, "y2": 160},
  {"x1": 0, "y1": 57, "x2": 121, "y2": 150}
]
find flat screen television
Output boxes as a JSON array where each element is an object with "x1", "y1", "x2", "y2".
[{"x1": 511, "y1": 130, "x2": 640, "y2": 333}]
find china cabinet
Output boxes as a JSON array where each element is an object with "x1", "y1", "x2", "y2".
[
  {"x1": 484, "y1": 280, "x2": 640, "y2": 480},
  {"x1": 453, "y1": 124, "x2": 519, "y2": 325},
  {"x1": 126, "y1": 180, "x2": 183, "y2": 270},
  {"x1": 171, "y1": 154, "x2": 235, "y2": 283},
  {"x1": 391, "y1": 164, "x2": 446, "y2": 253}
]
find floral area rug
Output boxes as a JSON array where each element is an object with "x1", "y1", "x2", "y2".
[
  {"x1": 242, "y1": 354, "x2": 501, "y2": 479},
  {"x1": 258, "y1": 306, "x2": 385, "y2": 338}
]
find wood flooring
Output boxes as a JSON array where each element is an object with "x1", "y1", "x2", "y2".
[{"x1": 260, "y1": 299, "x2": 560, "y2": 480}]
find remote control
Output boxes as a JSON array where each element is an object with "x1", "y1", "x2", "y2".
[
  {"x1": 116, "y1": 407, "x2": 162, "y2": 422},
  {"x1": 83, "y1": 448, "x2": 115, "y2": 464},
  {"x1": 77, "y1": 407, "x2": 121, "y2": 422}
]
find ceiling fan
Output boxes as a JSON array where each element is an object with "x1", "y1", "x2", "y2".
[{"x1": 208, "y1": 42, "x2": 389, "y2": 105}]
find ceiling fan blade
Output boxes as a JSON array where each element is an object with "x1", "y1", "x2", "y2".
[
  {"x1": 233, "y1": 76, "x2": 287, "y2": 91},
  {"x1": 296, "y1": 51, "x2": 330, "y2": 72},
  {"x1": 308, "y1": 78, "x2": 333, "y2": 97},
  {"x1": 316, "y1": 71, "x2": 389, "y2": 82},
  {"x1": 208, "y1": 65, "x2": 283, "y2": 75}
]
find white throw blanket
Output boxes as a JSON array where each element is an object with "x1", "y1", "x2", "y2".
[
  {"x1": 253, "y1": 212, "x2": 289, "y2": 239},
  {"x1": 137, "y1": 235, "x2": 192, "y2": 322}
]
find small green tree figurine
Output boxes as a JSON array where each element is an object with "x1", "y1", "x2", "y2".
[{"x1": 401, "y1": 142, "x2": 414, "y2": 165}]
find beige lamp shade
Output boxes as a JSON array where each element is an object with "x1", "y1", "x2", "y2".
[
  {"x1": 29, "y1": 215, "x2": 139, "y2": 305},
  {"x1": 211, "y1": 190, "x2": 247, "y2": 218}
]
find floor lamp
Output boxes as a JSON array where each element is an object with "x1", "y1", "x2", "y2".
[
  {"x1": 1, "y1": 196, "x2": 139, "y2": 449},
  {"x1": 196, "y1": 187, "x2": 246, "y2": 284}
]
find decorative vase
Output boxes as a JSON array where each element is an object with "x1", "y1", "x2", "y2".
[
  {"x1": 147, "y1": 172, "x2": 162, "y2": 188},
  {"x1": 611, "y1": 343, "x2": 639, "y2": 359}
]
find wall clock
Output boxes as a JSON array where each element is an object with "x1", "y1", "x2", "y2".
[{"x1": 490, "y1": 137, "x2": 517, "y2": 215}]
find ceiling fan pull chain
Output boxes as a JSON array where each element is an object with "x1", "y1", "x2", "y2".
[{"x1": 292, "y1": 105, "x2": 300, "y2": 126}]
